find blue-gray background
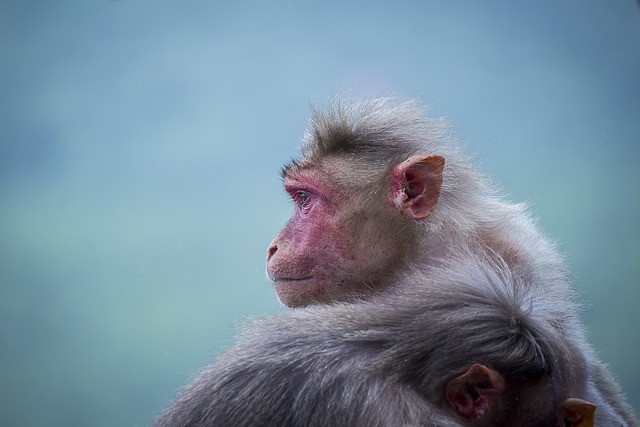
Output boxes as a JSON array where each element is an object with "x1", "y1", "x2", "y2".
[{"x1": 1, "y1": 1, "x2": 638, "y2": 426}]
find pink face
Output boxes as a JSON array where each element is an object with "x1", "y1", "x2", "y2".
[{"x1": 266, "y1": 166, "x2": 392, "y2": 307}]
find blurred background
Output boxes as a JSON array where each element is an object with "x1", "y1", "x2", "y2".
[{"x1": 1, "y1": 1, "x2": 638, "y2": 425}]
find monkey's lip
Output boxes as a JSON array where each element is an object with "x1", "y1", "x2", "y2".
[{"x1": 272, "y1": 276, "x2": 314, "y2": 283}]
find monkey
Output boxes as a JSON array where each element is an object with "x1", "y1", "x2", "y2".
[
  {"x1": 156, "y1": 97, "x2": 637, "y2": 426},
  {"x1": 154, "y1": 256, "x2": 597, "y2": 426},
  {"x1": 263, "y1": 97, "x2": 636, "y2": 426}
]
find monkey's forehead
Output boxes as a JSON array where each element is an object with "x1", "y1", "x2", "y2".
[
  {"x1": 280, "y1": 155, "x2": 330, "y2": 180},
  {"x1": 281, "y1": 157, "x2": 357, "y2": 198},
  {"x1": 281, "y1": 164, "x2": 331, "y2": 190}
]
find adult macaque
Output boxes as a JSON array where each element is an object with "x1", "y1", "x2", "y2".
[
  {"x1": 156, "y1": 98, "x2": 637, "y2": 426},
  {"x1": 155, "y1": 259, "x2": 596, "y2": 426}
]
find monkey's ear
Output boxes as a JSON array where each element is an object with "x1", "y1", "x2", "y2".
[
  {"x1": 558, "y1": 398, "x2": 596, "y2": 427},
  {"x1": 390, "y1": 155, "x2": 445, "y2": 220},
  {"x1": 445, "y1": 364, "x2": 505, "y2": 420}
]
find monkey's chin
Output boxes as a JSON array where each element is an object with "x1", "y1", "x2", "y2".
[{"x1": 273, "y1": 277, "x2": 333, "y2": 308}]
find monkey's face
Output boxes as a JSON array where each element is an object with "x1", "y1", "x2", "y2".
[
  {"x1": 266, "y1": 164, "x2": 404, "y2": 308},
  {"x1": 266, "y1": 153, "x2": 444, "y2": 308}
]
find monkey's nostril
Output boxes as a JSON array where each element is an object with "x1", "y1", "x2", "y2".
[{"x1": 267, "y1": 244, "x2": 277, "y2": 261}]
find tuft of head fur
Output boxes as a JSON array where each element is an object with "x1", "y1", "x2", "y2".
[{"x1": 304, "y1": 97, "x2": 453, "y2": 159}]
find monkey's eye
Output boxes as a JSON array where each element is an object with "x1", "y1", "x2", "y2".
[{"x1": 294, "y1": 191, "x2": 311, "y2": 210}]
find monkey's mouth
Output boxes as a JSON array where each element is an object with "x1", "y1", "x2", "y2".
[{"x1": 273, "y1": 276, "x2": 314, "y2": 283}]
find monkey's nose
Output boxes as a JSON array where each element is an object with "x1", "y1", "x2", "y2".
[{"x1": 267, "y1": 244, "x2": 277, "y2": 261}]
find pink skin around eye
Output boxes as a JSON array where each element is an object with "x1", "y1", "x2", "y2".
[
  {"x1": 267, "y1": 172, "x2": 356, "y2": 306},
  {"x1": 285, "y1": 177, "x2": 326, "y2": 214}
]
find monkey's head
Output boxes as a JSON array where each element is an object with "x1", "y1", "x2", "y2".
[
  {"x1": 266, "y1": 99, "x2": 446, "y2": 307},
  {"x1": 445, "y1": 364, "x2": 596, "y2": 427}
]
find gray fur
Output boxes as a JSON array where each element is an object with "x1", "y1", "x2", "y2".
[{"x1": 154, "y1": 258, "x2": 569, "y2": 426}]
